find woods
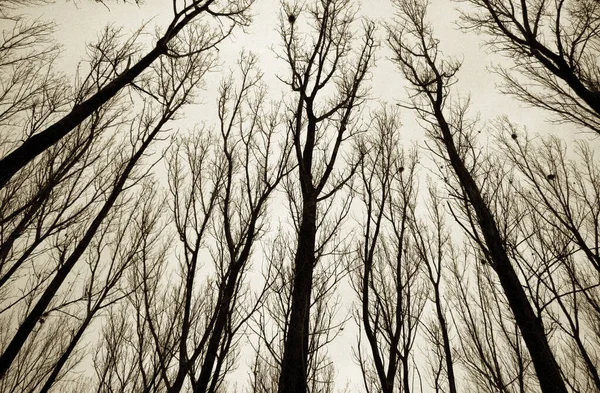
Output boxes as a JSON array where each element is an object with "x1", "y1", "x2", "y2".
[{"x1": 1, "y1": 0, "x2": 600, "y2": 392}]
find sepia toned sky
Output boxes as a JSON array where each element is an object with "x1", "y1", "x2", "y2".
[
  {"x1": 24, "y1": 0, "x2": 589, "y2": 138},
  {"x1": 8, "y1": 0, "x2": 599, "y2": 389}
]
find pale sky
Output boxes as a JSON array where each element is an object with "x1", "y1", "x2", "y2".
[{"x1": 24, "y1": 0, "x2": 587, "y2": 136}]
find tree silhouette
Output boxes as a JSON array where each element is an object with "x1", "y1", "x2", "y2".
[
  {"x1": 388, "y1": 0, "x2": 568, "y2": 392},
  {"x1": 0, "y1": 0, "x2": 253, "y2": 190},
  {"x1": 0, "y1": 27, "x2": 210, "y2": 382},
  {"x1": 353, "y1": 108, "x2": 425, "y2": 393},
  {"x1": 1, "y1": 0, "x2": 600, "y2": 392},
  {"x1": 275, "y1": 1, "x2": 376, "y2": 392},
  {"x1": 460, "y1": 0, "x2": 600, "y2": 133}
]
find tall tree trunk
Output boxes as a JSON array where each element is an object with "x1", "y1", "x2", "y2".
[
  {"x1": 0, "y1": 2, "x2": 211, "y2": 190},
  {"x1": 278, "y1": 197, "x2": 317, "y2": 393},
  {"x1": 433, "y1": 286, "x2": 457, "y2": 393},
  {"x1": 194, "y1": 268, "x2": 240, "y2": 393},
  {"x1": 0, "y1": 117, "x2": 165, "y2": 379},
  {"x1": 434, "y1": 106, "x2": 568, "y2": 393}
]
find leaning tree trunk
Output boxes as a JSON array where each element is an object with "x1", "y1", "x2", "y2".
[
  {"x1": 0, "y1": 2, "x2": 212, "y2": 190},
  {"x1": 434, "y1": 104, "x2": 568, "y2": 393}
]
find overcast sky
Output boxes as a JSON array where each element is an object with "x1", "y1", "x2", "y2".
[{"x1": 23, "y1": 0, "x2": 593, "y2": 137}]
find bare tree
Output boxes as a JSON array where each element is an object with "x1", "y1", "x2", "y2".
[
  {"x1": 36, "y1": 180, "x2": 166, "y2": 393},
  {"x1": 251, "y1": 226, "x2": 350, "y2": 393},
  {"x1": 449, "y1": 245, "x2": 534, "y2": 393},
  {"x1": 496, "y1": 127, "x2": 600, "y2": 274},
  {"x1": 0, "y1": 0, "x2": 254, "y2": 190},
  {"x1": 495, "y1": 129, "x2": 600, "y2": 391},
  {"x1": 92, "y1": 301, "x2": 159, "y2": 393},
  {"x1": 458, "y1": 0, "x2": 600, "y2": 133},
  {"x1": 0, "y1": 5, "x2": 64, "y2": 148},
  {"x1": 109, "y1": 53, "x2": 291, "y2": 393},
  {"x1": 0, "y1": 107, "x2": 114, "y2": 299},
  {"x1": 0, "y1": 33, "x2": 210, "y2": 380},
  {"x1": 88, "y1": 212, "x2": 173, "y2": 393},
  {"x1": 275, "y1": 1, "x2": 376, "y2": 391},
  {"x1": 411, "y1": 188, "x2": 459, "y2": 393},
  {"x1": 248, "y1": 231, "x2": 292, "y2": 393},
  {"x1": 387, "y1": 0, "x2": 567, "y2": 392},
  {"x1": 191, "y1": 52, "x2": 291, "y2": 393},
  {"x1": 352, "y1": 107, "x2": 426, "y2": 393}
]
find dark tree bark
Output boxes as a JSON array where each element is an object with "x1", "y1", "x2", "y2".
[
  {"x1": 276, "y1": 2, "x2": 376, "y2": 392},
  {"x1": 460, "y1": 0, "x2": 600, "y2": 134},
  {"x1": 388, "y1": 1, "x2": 568, "y2": 392},
  {"x1": 280, "y1": 196, "x2": 318, "y2": 393},
  {"x1": 0, "y1": 0, "x2": 251, "y2": 190}
]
